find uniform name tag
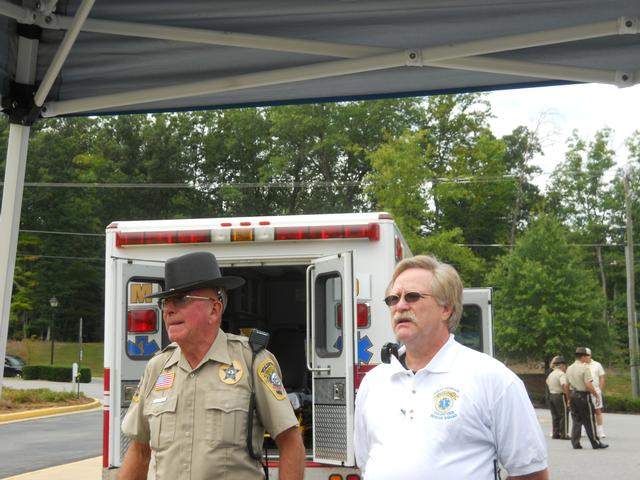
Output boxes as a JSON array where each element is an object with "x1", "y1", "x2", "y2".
[{"x1": 152, "y1": 397, "x2": 167, "y2": 404}]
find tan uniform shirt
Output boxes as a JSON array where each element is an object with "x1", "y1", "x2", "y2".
[
  {"x1": 122, "y1": 330, "x2": 299, "y2": 480},
  {"x1": 545, "y1": 368, "x2": 567, "y2": 394},
  {"x1": 565, "y1": 360, "x2": 593, "y2": 392}
]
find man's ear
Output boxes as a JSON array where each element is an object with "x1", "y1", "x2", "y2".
[{"x1": 441, "y1": 303, "x2": 453, "y2": 321}]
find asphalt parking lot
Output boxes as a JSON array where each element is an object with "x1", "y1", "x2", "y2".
[{"x1": 2, "y1": 378, "x2": 639, "y2": 479}]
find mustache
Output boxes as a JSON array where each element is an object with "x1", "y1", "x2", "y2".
[{"x1": 393, "y1": 312, "x2": 416, "y2": 326}]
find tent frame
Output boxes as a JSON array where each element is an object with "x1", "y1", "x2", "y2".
[{"x1": 0, "y1": 1, "x2": 638, "y2": 387}]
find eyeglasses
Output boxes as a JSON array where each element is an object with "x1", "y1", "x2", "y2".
[
  {"x1": 383, "y1": 291, "x2": 434, "y2": 307},
  {"x1": 158, "y1": 294, "x2": 221, "y2": 310}
]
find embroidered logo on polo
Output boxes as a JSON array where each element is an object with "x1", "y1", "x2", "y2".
[
  {"x1": 219, "y1": 360, "x2": 243, "y2": 385},
  {"x1": 257, "y1": 358, "x2": 286, "y2": 400},
  {"x1": 431, "y1": 387, "x2": 460, "y2": 420},
  {"x1": 154, "y1": 371, "x2": 175, "y2": 391}
]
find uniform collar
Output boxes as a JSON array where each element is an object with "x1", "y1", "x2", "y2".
[
  {"x1": 389, "y1": 334, "x2": 460, "y2": 375},
  {"x1": 422, "y1": 334, "x2": 459, "y2": 373},
  {"x1": 165, "y1": 329, "x2": 233, "y2": 371}
]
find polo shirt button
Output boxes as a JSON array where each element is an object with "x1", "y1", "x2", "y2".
[
  {"x1": 412, "y1": 390, "x2": 416, "y2": 394},
  {"x1": 186, "y1": 431, "x2": 191, "y2": 437},
  {"x1": 190, "y1": 373, "x2": 195, "y2": 378}
]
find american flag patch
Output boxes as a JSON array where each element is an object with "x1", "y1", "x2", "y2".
[{"x1": 154, "y1": 371, "x2": 175, "y2": 390}]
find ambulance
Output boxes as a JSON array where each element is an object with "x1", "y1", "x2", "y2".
[{"x1": 103, "y1": 212, "x2": 493, "y2": 479}]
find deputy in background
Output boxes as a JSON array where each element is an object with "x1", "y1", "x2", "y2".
[
  {"x1": 118, "y1": 251, "x2": 305, "y2": 480},
  {"x1": 566, "y1": 347, "x2": 608, "y2": 450},
  {"x1": 545, "y1": 356, "x2": 570, "y2": 439}
]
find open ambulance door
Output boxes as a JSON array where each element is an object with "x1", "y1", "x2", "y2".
[
  {"x1": 306, "y1": 252, "x2": 356, "y2": 466},
  {"x1": 109, "y1": 259, "x2": 166, "y2": 466}
]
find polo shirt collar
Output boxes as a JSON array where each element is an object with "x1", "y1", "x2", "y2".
[
  {"x1": 423, "y1": 334, "x2": 459, "y2": 373},
  {"x1": 389, "y1": 334, "x2": 460, "y2": 375}
]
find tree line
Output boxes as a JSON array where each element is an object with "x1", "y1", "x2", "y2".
[{"x1": 0, "y1": 93, "x2": 638, "y2": 366}]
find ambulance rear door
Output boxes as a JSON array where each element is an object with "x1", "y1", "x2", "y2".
[
  {"x1": 307, "y1": 252, "x2": 356, "y2": 466},
  {"x1": 113, "y1": 259, "x2": 166, "y2": 464}
]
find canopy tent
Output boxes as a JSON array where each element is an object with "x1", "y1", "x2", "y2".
[{"x1": 0, "y1": 0, "x2": 639, "y2": 383}]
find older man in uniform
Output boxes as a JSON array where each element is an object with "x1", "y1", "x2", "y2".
[
  {"x1": 118, "y1": 251, "x2": 305, "y2": 480},
  {"x1": 545, "y1": 356, "x2": 570, "y2": 439},
  {"x1": 565, "y1": 347, "x2": 608, "y2": 450}
]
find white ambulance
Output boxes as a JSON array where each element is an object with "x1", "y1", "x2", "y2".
[{"x1": 103, "y1": 212, "x2": 493, "y2": 479}]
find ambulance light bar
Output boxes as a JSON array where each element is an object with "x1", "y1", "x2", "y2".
[{"x1": 116, "y1": 223, "x2": 380, "y2": 246}]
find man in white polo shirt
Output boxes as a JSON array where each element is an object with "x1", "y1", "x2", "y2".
[{"x1": 354, "y1": 255, "x2": 548, "y2": 479}]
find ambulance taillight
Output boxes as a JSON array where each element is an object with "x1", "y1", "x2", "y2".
[
  {"x1": 337, "y1": 302, "x2": 370, "y2": 328},
  {"x1": 127, "y1": 310, "x2": 158, "y2": 333}
]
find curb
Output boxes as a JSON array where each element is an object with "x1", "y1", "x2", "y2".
[{"x1": 0, "y1": 397, "x2": 102, "y2": 423}]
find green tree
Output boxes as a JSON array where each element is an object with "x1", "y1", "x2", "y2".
[
  {"x1": 487, "y1": 214, "x2": 606, "y2": 363},
  {"x1": 547, "y1": 129, "x2": 617, "y2": 342}
]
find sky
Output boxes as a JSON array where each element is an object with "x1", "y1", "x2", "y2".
[{"x1": 487, "y1": 83, "x2": 640, "y2": 189}]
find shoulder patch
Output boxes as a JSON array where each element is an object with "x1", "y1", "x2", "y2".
[
  {"x1": 132, "y1": 375, "x2": 143, "y2": 402},
  {"x1": 257, "y1": 358, "x2": 286, "y2": 400}
]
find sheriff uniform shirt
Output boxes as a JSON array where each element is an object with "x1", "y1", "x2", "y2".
[{"x1": 122, "y1": 330, "x2": 298, "y2": 480}]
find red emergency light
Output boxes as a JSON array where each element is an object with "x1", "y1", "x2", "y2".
[
  {"x1": 115, "y1": 223, "x2": 379, "y2": 246},
  {"x1": 116, "y1": 229, "x2": 211, "y2": 247},
  {"x1": 337, "y1": 302, "x2": 370, "y2": 328},
  {"x1": 275, "y1": 223, "x2": 379, "y2": 241},
  {"x1": 127, "y1": 309, "x2": 158, "y2": 333}
]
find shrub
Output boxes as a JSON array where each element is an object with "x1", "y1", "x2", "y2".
[
  {"x1": 22, "y1": 365, "x2": 92, "y2": 383},
  {"x1": 605, "y1": 395, "x2": 640, "y2": 413}
]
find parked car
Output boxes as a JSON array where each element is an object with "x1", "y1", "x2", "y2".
[{"x1": 4, "y1": 354, "x2": 25, "y2": 377}]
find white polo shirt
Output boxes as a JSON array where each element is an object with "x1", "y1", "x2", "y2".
[{"x1": 354, "y1": 335, "x2": 547, "y2": 479}]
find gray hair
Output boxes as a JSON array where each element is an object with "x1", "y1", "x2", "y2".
[{"x1": 387, "y1": 255, "x2": 463, "y2": 332}]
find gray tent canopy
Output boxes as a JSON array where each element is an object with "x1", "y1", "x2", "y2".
[
  {"x1": 0, "y1": 0, "x2": 639, "y2": 118},
  {"x1": 0, "y1": 0, "x2": 639, "y2": 384}
]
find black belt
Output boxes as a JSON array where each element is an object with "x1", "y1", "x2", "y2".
[
  {"x1": 572, "y1": 390, "x2": 588, "y2": 396},
  {"x1": 549, "y1": 392, "x2": 564, "y2": 396}
]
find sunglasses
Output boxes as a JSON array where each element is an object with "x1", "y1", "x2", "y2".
[
  {"x1": 158, "y1": 294, "x2": 220, "y2": 310},
  {"x1": 383, "y1": 291, "x2": 433, "y2": 307}
]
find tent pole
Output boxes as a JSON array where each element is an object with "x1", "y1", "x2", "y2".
[{"x1": 0, "y1": 31, "x2": 38, "y2": 396}]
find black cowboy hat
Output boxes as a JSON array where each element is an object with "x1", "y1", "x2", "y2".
[{"x1": 147, "y1": 251, "x2": 244, "y2": 299}]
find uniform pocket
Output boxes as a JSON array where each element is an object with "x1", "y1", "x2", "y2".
[
  {"x1": 204, "y1": 390, "x2": 250, "y2": 446},
  {"x1": 144, "y1": 396, "x2": 178, "y2": 450}
]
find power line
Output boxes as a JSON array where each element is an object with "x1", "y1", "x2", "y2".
[
  {"x1": 21, "y1": 229, "x2": 104, "y2": 237},
  {"x1": 16, "y1": 254, "x2": 103, "y2": 261}
]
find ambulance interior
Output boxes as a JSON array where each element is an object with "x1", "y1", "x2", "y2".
[{"x1": 222, "y1": 265, "x2": 313, "y2": 450}]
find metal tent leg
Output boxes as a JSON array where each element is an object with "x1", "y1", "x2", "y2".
[
  {"x1": 0, "y1": 123, "x2": 31, "y2": 391},
  {"x1": 0, "y1": 29, "x2": 38, "y2": 394}
]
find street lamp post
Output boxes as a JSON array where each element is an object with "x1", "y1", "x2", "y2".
[{"x1": 49, "y1": 296, "x2": 59, "y2": 365}]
